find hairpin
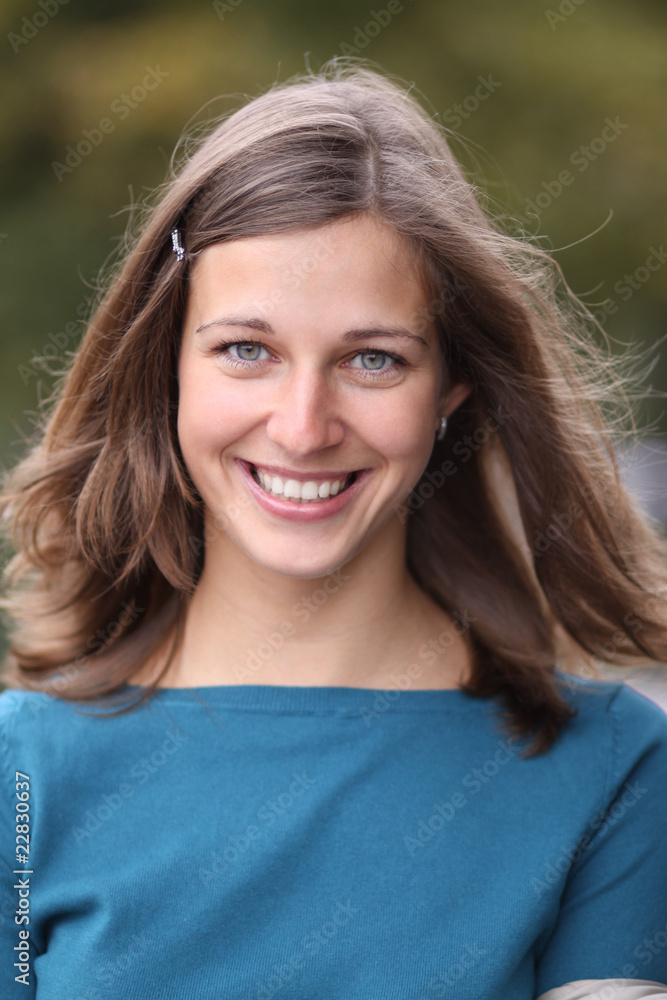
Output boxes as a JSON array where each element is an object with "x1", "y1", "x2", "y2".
[{"x1": 171, "y1": 228, "x2": 186, "y2": 262}]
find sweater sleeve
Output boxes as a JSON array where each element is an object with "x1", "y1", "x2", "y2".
[
  {"x1": 535, "y1": 684, "x2": 667, "y2": 996},
  {"x1": 0, "y1": 691, "x2": 37, "y2": 999}
]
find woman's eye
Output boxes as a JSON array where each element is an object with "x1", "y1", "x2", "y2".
[
  {"x1": 212, "y1": 340, "x2": 271, "y2": 365},
  {"x1": 349, "y1": 350, "x2": 390, "y2": 370},
  {"x1": 347, "y1": 349, "x2": 403, "y2": 378},
  {"x1": 229, "y1": 341, "x2": 270, "y2": 362},
  {"x1": 211, "y1": 341, "x2": 405, "y2": 379}
]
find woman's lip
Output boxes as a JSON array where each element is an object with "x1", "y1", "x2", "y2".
[{"x1": 235, "y1": 458, "x2": 371, "y2": 522}]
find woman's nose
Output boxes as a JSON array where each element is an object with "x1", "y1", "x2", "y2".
[{"x1": 264, "y1": 367, "x2": 344, "y2": 456}]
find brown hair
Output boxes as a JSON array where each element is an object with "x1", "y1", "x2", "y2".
[{"x1": 2, "y1": 57, "x2": 667, "y2": 755}]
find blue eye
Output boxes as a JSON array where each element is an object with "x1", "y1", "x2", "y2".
[
  {"x1": 211, "y1": 340, "x2": 270, "y2": 365},
  {"x1": 347, "y1": 348, "x2": 406, "y2": 380},
  {"x1": 233, "y1": 343, "x2": 263, "y2": 361},
  {"x1": 210, "y1": 339, "x2": 407, "y2": 380},
  {"x1": 349, "y1": 351, "x2": 393, "y2": 371}
]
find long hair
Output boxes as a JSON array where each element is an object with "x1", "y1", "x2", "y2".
[{"x1": 2, "y1": 58, "x2": 667, "y2": 756}]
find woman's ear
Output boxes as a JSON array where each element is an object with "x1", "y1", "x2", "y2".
[{"x1": 441, "y1": 381, "x2": 473, "y2": 420}]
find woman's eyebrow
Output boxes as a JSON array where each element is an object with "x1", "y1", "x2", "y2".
[{"x1": 195, "y1": 315, "x2": 429, "y2": 348}]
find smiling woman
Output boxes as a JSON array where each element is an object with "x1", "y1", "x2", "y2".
[
  {"x1": 153, "y1": 214, "x2": 473, "y2": 688},
  {"x1": 1, "y1": 57, "x2": 667, "y2": 1000}
]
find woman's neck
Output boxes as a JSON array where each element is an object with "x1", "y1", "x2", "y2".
[{"x1": 135, "y1": 529, "x2": 474, "y2": 691}]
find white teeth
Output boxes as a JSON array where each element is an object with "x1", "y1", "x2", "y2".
[
  {"x1": 252, "y1": 466, "x2": 353, "y2": 503},
  {"x1": 283, "y1": 479, "x2": 301, "y2": 499},
  {"x1": 300, "y1": 481, "x2": 320, "y2": 501}
]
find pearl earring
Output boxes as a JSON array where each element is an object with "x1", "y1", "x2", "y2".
[{"x1": 436, "y1": 416, "x2": 447, "y2": 441}]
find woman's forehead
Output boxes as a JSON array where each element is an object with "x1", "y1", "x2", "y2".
[
  {"x1": 187, "y1": 217, "x2": 433, "y2": 313},
  {"x1": 184, "y1": 241, "x2": 435, "y2": 347}
]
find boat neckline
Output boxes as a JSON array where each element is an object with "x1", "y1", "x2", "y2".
[{"x1": 108, "y1": 669, "x2": 600, "y2": 713}]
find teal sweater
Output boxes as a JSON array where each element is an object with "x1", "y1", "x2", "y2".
[{"x1": 1, "y1": 673, "x2": 667, "y2": 999}]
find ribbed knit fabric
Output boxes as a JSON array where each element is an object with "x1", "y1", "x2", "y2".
[{"x1": 1, "y1": 672, "x2": 666, "y2": 999}]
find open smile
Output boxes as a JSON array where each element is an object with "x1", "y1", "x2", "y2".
[
  {"x1": 249, "y1": 464, "x2": 358, "y2": 504},
  {"x1": 235, "y1": 459, "x2": 370, "y2": 522}
]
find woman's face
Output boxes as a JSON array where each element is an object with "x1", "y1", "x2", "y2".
[{"x1": 177, "y1": 213, "x2": 471, "y2": 579}]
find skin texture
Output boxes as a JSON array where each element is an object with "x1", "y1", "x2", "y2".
[{"x1": 144, "y1": 213, "x2": 474, "y2": 689}]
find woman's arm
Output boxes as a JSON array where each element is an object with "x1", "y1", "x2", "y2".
[{"x1": 534, "y1": 686, "x2": 667, "y2": 993}]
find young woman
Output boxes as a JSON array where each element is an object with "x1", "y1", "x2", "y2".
[{"x1": 1, "y1": 59, "x2": 667, "y2": 1000}]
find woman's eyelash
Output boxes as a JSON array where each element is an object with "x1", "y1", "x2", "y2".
[
  {"x1": 209, "y1": 339, "x2": 408, "y2": 375},
  {"x1": 210, "y1": 338, "x2": 264, "y2": 359}
]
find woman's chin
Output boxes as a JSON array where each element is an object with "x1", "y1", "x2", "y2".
[{"x1": 242, "y1": 545, "x2": 351, "y2": 582}]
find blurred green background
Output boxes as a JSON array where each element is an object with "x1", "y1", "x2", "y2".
[{"x1": 1, "y1": 0, "x2": 666, "y2": 669}]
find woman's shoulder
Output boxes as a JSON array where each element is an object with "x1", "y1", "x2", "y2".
[
  {"x1": 0, "y1": 686, "x2": 60, "y2": 734},
  {"x1": 0, "y1": 684, "x2": 161, "y2": 759},
  {"x1": 0, "y1": 685, "x2": 87, "y2": 730},
  {"x1": 555, "y1": 668, "x2": 667, "y2": 728},
  {"x1": 0, "y1": 687, "x2": 100, "y2": 775},
  {"x1": 552, "y1": 670, "x2": 667, "y2": 794}
]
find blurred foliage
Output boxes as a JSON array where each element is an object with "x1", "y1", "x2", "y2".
[{"x1": 0, "y1": 0, "x2": 666, "y2": 667}]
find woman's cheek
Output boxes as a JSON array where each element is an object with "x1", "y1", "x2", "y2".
[
  {"x1": 375, "y1": 398, "x2": 438, "y2": 464},
  {"x1": 178, "y1": 366, "x2": 247, "y2": 461}
]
